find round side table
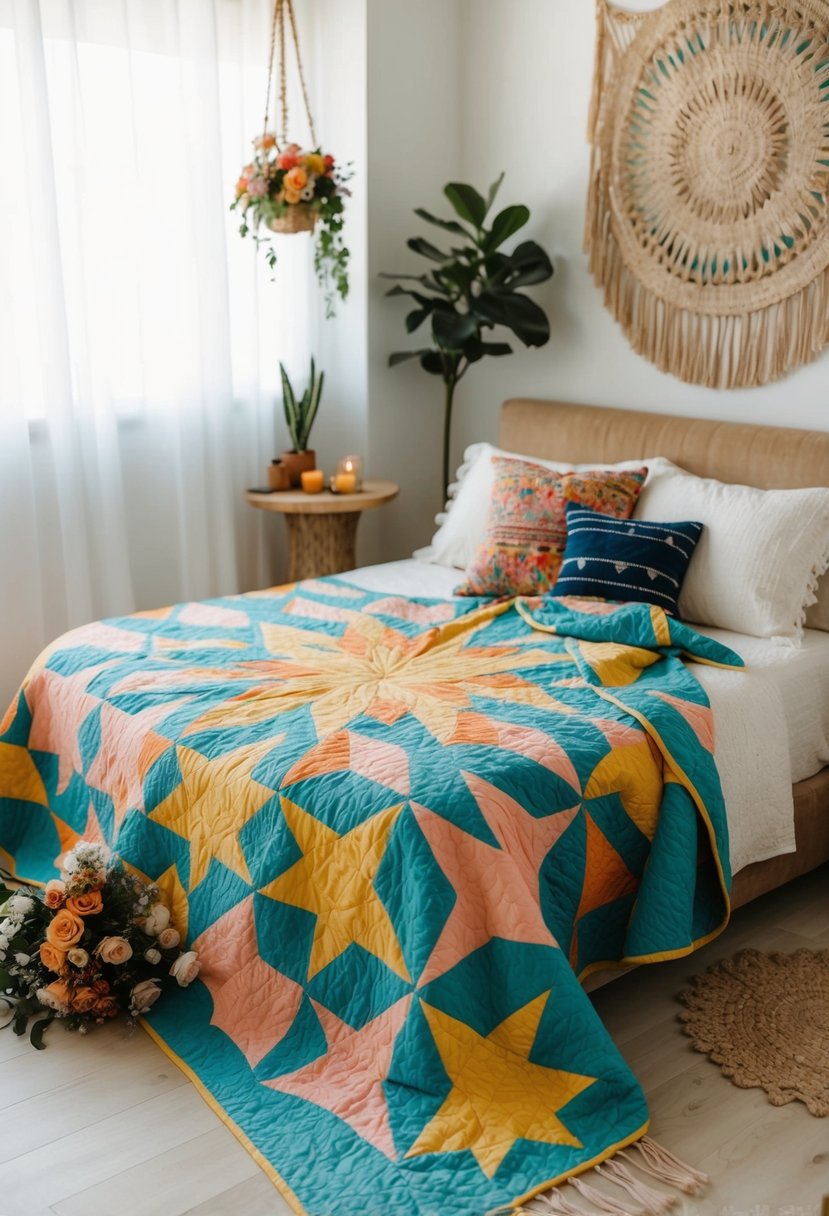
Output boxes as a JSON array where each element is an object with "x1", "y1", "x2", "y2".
[{"x1": 245, "y1": 479, "x2": 399, "y2": 581}]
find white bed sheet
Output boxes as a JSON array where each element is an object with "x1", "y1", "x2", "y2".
[{"x1": 342, "y1": 560, "x2": 829, "y2": 874}]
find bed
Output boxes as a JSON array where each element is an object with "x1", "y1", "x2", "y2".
[
  {"x1": 1, "y1": 400, "x2": 827, "y2": 1216},
  {"x1": 492, "y1": 397, "x2": 829, "y2": 909}
]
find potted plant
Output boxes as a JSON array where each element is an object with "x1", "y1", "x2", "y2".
[
  {"x1": 232, "y1": 137, "x2": 351, "y2": 319},
  {"x1": 279, "y1": 358, "x2": 324, "y2": 486},
  {"x1": 384, "y1": 174, "x2": 553, "y2": 501}
]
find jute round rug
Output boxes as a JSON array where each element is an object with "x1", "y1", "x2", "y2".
[{"x1": 678, "y1": 948, "x2": 829, "y2": 1117}]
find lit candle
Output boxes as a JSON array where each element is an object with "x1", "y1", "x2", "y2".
[
  {"x1": 332, "y1": 472, "x2": 356, "y2": 493},
  {"x1": 301, "y1": 469, "x2": 325, "y2": 493},
  {"x1": 335, "y1": 455, "x2": 363, "y2": 492}
]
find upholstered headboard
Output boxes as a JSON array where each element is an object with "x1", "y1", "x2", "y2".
[{"x1": 499, "y1": 399, "x2": 829, "y2": 490}]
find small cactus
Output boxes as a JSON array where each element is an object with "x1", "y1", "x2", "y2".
[{"x1": 280, "y1": 358, "x2": 324, "y2": 453}]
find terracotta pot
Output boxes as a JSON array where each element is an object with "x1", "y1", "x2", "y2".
[
  {"x1": 267, "y1": 460, "x2": 291, "y2": 491},
  {"x1": 280, "y1": 449, "x2": 316, "y2": 487}
]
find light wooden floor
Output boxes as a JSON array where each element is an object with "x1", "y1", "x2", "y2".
[{"x1": 1, "y1": 866, "x2": 827, "y2": 1216}]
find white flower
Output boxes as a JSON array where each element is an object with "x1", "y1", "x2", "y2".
[
  {"x1": 143, "y1": 904, "x2": 171, "y2": 936},
  {"x1": 67, "y1": 947, "x2": 89, "y2": 968},
  {"x1": 0, "y1": 935, "x2": 9, "y2": 953},
  {"x1": 6, "y1": 894, "x2": 34, "y2": 916},
  {"x1": 169, "y1": 951, "x2": 200, "y2": 987},
  {"x1": 0, "y1": 918, "x2": 15, "y2": 937},
  {"x1": 157, "y1": 927, "x2": 180, "y2": 950},
  {"x1": 144, "y1": 947, "x2": 161, "y2": 965},
  {"x1": 63, "y1": 841, "x2": 109, "y2": 876},
  {"x1": 130, "y1": 980, "x2": 162, "y2": 1013},
  {"x1": 14, "y1": 952, "x2": 30, "y2": 967}
]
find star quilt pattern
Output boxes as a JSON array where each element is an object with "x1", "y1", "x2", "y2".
[{"x1": 0, "y1": 581, "x2": 741, "y2": 1215}]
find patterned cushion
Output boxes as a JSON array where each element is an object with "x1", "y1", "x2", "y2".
[
  {"x1": 456, "y1": 458, "x2": 648, "y2": 597},
  {"x1": 554, "y1": 504, "x2": 703, "y2": 615}
]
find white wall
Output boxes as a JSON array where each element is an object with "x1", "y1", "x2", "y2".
[
  {"x1": 364, "y1": 0, "x2": 463, "y2": 560},
  {"x1": 362, "y1": 0, "x2": 829, "y2": 563}
]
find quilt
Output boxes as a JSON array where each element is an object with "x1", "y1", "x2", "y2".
[{"x1": 0, "y1": 580, "x2": 742, "y2": 1215}]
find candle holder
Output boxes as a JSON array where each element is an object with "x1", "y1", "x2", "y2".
[{"x1": 331, "y1": 455, "x2": 363, "y2": 494}]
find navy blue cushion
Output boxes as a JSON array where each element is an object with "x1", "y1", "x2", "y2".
[{"x1": 553, "y1": 504, "x2": 704, "y2": 616}]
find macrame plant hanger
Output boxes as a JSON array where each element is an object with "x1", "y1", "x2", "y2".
[{"x1": 263, "y1": 0, "x2": 319, "y2": 234}]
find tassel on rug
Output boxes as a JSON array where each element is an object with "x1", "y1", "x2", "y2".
[{"x1": 505, "y1": 1136, "x2": 707, "y2": 1215}]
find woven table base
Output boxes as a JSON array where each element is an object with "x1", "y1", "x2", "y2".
[
  {"x1": 285, "y1": 511, "x2": 359, "y2": 581},
  {"x1": 678, "y1": 948, "x2": 829, "y2": 1116}
]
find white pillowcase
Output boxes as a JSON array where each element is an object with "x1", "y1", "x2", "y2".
[
  {"x1": 635, "y1": 463, "x2": 829, "y2": 642},
  {"x1": 415, "y1": 443, "x2": 670, "y2": 570}
]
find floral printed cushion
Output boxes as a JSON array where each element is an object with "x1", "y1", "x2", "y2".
[{"x1": 455, "y1": 457, "x2": 648, "y2": 597}]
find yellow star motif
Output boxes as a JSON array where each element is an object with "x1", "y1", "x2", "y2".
[
  {"x1": 259, "y1": 796, "x2": 411, "y2": 983},
  {"x1": 149, "y1": 737, "x2": 281, "y2": 891},
  {"x1": 182, "y1": 602, "x2": 573, "y2": 744},
  {"x1": 407, "y1": 992, "x2": 596, "y2": 1178}
]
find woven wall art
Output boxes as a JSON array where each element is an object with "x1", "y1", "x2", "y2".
[{"x1": 585, "y1": 0, "x2": 829, "y2": 388}]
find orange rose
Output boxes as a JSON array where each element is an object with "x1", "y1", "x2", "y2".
[
  {"x1": 66, "y1": 891, "x2": 103, "y2": 917},
  {"x1": 46, "y1": 908, "x2": 85, "y2": 950},
  {"x1": 44, "y1": 879, "x2": 66, "y2": 908},
  {"x1": 283, "y1": 166, "x2": 308, "y2": 193},
  {"x1": 39, "y1": 941, "x2": 66, "y2": 974},
  {"x1": 93, "y1": 996, "x2": 119, "y2": 1019},
  {"x1": 96, "y1": 936, "x2": 132, "y2": 965},
  {"x1": 283, "y1": 187, "x2": 302, "y2": 205},
  {"x1": 235, "y1": 175, "x2": 249, "y2": 197},
  {"x1": 71, "y1": 986, "x2": 98, "y2": 1013},
  {"x1": 38, "y1": 980, "x2": 71, "y2": 1012}
]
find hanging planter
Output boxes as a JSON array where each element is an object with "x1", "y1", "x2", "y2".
[{"x1": 230, "y1": 0, "x2": 351, "y2": 317}]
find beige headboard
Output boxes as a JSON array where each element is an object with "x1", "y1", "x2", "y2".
[{"x1": 499, "y1": 399, "x2": 829, "y2": 490}]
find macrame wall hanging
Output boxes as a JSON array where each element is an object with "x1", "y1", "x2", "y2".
[{"x1": 585, "y1": 0, "x2": 829, "y2": 388}]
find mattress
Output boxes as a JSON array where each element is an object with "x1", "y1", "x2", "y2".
[{"x1": 343, "y1": 559, "x2": 829, "y2": 874}]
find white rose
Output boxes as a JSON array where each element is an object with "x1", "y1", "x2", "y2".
[
  {"x1": 143, "y1": 904, "x2": 171, "y2": 936},
  {"x1": 144, "y1": 947, "x2": 161, "y2": 965},
  {"x1": 169, "y1": 951, "x2": 200, "y2": 987},
  {"x1": 96, "y1": 936, "x2": 133, "y2": 965},
  {"x1": 67, "y1": 947, "x2": 89, "y2": 968},
  {"x1": 0, "y1": 935, "x2": 9, "y2": 953},
  {"x1": 157, "y1": 927, "x2": 180, "y2": 950},
  {"x1": 130, "y1": 979, "x2": 162, "y2": 1013},
  {"x1": 14, "y1": 952, "x2": 30, "y2": 966}
]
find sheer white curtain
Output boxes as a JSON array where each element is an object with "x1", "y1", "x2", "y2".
[{"x1": 0, "y1": 0, "x2": 318, "y2": 703}]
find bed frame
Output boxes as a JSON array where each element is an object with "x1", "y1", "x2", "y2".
[{"x1": 499, "y1": 398, "x2": 829, "y2": 909}]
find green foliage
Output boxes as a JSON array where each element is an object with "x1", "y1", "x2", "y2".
[
  {"x1": 280, "y1": 358, "x2": 324, "y2": 453},
  {"x1": 384, "y1": 174, "x2": 553, "y2": 499}
]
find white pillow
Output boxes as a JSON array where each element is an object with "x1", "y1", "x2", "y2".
[
  {"x1": 635, "y1": 463, "x2": 829, "y2": 642},
  {"x1": 415, "y1": 443, "x2": 671, "y2": 570},
  {"x1": 806, "y1": 577, "x2": 829, "y2": 631}
]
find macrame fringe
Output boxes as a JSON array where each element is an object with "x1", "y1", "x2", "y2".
[
  {"x1": 506, "y1": 1135, "x2": 707, "y2": 1216},
  {"x1": 587, "y1": 217, "x2": 829, "y2": 388}
]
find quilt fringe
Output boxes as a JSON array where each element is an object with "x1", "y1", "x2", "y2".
[{"x1": 505, "y1": 1136, "x2": 708, "y2": 1216}]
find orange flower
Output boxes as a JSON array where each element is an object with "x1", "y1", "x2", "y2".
[
  {"x1": 93, "y1": 996, "x2": 119, "y2": 1019},
  {"x1": 93, "y1": 978, "x2": 110, "y2": 995},
  {"x1": 66, "y1": 891, "x2": 103, "y2": 917},
  {"x1": 44, "y1": 879, "x2": 66, "y2": 908},
  {"x1": 43, "y1": 980, "x2": 71, "y2": 1012},
  {"x1": 254, "y1": 132, "x2": 276, "y2": 151},
  {"x1": 39, "y1": 941, "x2": 66, "y2": 974},
  {"x1": 46, "y1": 908, "x2": 85, "y2": 950},
  {"x1": 283, "y1": 166, "x2": 308, "y2": 194},
  {"x1": 71, "y1": 986, "x2": 98, "y2": 1013},
  {"x1": 283, "y1": 187, "x2": 302, "y2": 205},
  {"x1": 235, "y1": 175, "x2": 249, "y2": 196}
]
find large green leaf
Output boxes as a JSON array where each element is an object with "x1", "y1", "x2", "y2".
[
  {"x1": 406, "y1": 306, "x2": 433, "y2": 334},
  {"x1": 432, "y1": 309, "x2": 480, "y2": 350},
  {"x1": 388, "y1": 350, "x2": 427, "y2": 368},
  {"x1": 443, "y1": 182, "x2": 488, "y2": 229},
  {"x1": 406, "y1": 237, "x2": 450, "y2": 263},
  {"x1": 413, "y1": 208, "x2": 471, "y2": 237},
  {"x1": 484, "y1": 205, "x2": 530, "y2": 253},
  {"x1": 419, "y1": 350, "x2": 446, "y2": 376},
  {"x1": 492, "y1": 240, "x2": 554, "y2": 290},
  {"x1": 474, "y1": 292, "x2": 550, "y2": 346},
  {"x1": 485, "y1": 172, "x2": 505, "y2": 213},
  {"x1": 379, "y1": 272, "x2": 453, "y2": 296}
]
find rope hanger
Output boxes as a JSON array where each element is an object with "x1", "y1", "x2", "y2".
[{"x1": 263, "y1": 0, "x2": 318, "y2": 150}]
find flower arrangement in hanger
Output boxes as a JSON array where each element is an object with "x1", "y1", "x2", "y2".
[{"x1": 231, "y1": 0, "x2": 351, "y2": 317}]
